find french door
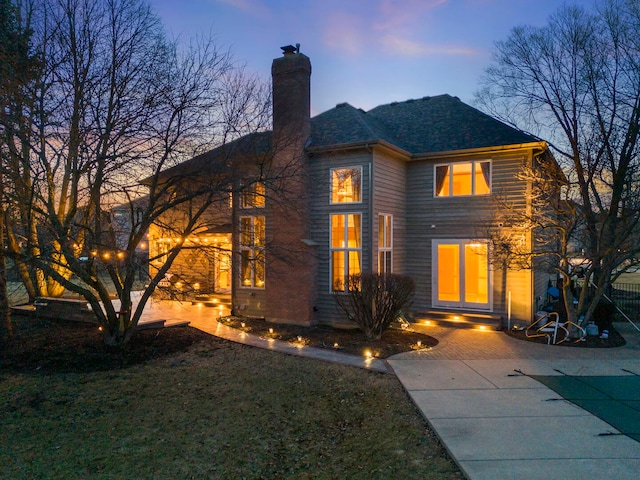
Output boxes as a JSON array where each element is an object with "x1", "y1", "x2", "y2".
[{"x1": 432, "y1": 240, "x2": 491, "y2": 310}]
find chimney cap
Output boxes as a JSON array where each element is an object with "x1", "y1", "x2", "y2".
[{"x1": 281, "y1": 44, "x2": 300, "y2": 56}]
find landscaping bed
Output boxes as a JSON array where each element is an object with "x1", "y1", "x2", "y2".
[{"x1": 220, "y1": 316, "x2": 438, "y2": 358}]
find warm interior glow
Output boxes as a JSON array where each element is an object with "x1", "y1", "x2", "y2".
[
  {"x1": 331, "y1": 168, "x2": 361, "y2": 203},
  {"x1": 465, "y1": 243, "x2": 488, "y2": 304},
  {"x1": 438, "y1": 244, "x2": 460, "y2": 302},
  {"x1": 452, "y1": 162, "x2": 472, "y2": 195},
  {"x1": 475, "y1": 162, "x2": 491, "y2": 194}
]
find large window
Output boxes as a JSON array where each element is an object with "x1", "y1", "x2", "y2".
[
  {"x1": 378, "y1": 214, "x2": 393, "y2": 274},
  {"x1": 435, "y1": 160, "x2": 491, "y2": 197},
  {"x1": 241, "y1": 182, "x2": 265, "y2": 208},
  {"x1": 331, "y1": 213, "x2": 361, "y2": 291},
  {"x1": 239, "y1": 216, "x2": 265, "y2": 288},
  {"x1": 331, "y1": 167, "x2": 362, "y2": 204}
]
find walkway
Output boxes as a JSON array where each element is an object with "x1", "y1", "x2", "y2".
[
  {"x1": 140, "y1": 299, "x2": 640, "y2": 480},
  {"x1": 389, "y1": 323, "x2": 640, "y2": 480}
]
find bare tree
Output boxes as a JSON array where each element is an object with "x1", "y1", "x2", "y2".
[
  {"x1": 335, "y1": 273, "x2": 415, "y2": 340},
  {"x1": 477, "y1": 0, "x2": 640, "y2": 326},
  {"x1": 0, "y1": 0, "x2": 41, "y2": 340},
  {"x1": 1, "y1": 0, "x2": 272, "y2": 345}
]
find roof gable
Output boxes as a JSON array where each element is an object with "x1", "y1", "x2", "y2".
[
  {"x1": 310, "y1": 94, "x2": 538, "y2": 154},
  {"x1": 309, "y1": 102, "x2": 402, "y2": 149}
]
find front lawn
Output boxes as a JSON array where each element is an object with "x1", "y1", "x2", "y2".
[{"x1": 1, "y1": 318, "x2": 461, "y2": 479}]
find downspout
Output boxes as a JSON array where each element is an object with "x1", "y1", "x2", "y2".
[
  {"x1": 369, "y1": 159, "x2": 374, "y2": 273},
  {"x1": 528, "y1": 149, "x2": 538, "y2": 322}
]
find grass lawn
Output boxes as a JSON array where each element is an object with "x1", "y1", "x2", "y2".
[{"x1": 1, "y1": 318, "x2": 461, "y2": 479}]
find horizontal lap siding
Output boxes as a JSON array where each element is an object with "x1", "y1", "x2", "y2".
[
  {"x1": 406, "y1": 150, "x2": 533, "y2": 320},
  {"x1": 372, "y1": 150, "x2": 407, "y2": 275},
  {"x1": 309, "y1": 151, "x2": 373, "y2": 326}
]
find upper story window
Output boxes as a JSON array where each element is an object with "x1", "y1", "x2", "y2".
[
  {"x1": 331, "y1": 167, "x2": 362, "y2": 204},
  {"x1": 435, "y1": 160, "x2": 491, "y2": 197},
  {"x1": 241, "y1": 181, "x2": 265, "y2": 208}
]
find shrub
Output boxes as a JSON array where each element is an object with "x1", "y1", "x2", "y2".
[{"x1": 334, "y1": 273, "x2": 415, "y2": 339}]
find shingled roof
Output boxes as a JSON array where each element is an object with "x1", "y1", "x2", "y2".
[
  {"x1": 158, "y1": 94, "x2": 538, "y2": 179},
  {"x1": 150, "y1": 131, "x2": 272, "y2": 182},
  {"x1": 310, "y1": 94, "x2": 538, "y2": 154}
]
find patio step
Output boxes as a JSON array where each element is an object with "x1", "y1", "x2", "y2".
[
  {"x1": 414, "y1": 310, "x2": 503, "y2": 330},
  {"x1": 191, "y1": 294, "x2": 231, "y2": 308}
]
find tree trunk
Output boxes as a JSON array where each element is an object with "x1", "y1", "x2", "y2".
[
  {"x1": 0, "y1": 173, "x2": 13, "y2": 340},
  {"x1": 0, "y1": 254, "x2": 12, "y2": 340}
]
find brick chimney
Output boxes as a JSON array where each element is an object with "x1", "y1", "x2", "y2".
[
  {"x1": 265, "y1": 45, "x2": 317, "y2": 326},
  {"x1": 271, "y1": 44, "x2": 311, "y2": 148}
]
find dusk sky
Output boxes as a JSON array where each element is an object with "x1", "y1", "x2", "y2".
[{"x1": 149, "y1": 0, "x2": 571, "y2": 115}]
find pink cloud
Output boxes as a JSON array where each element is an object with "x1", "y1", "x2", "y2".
[
  {"x1": 323, "y1": 12, "x2": 370, "y2": 56},
  {"x1": 214, "y1": 0, "x2": 271, "y2": 18},
  {"x1": 375, "y1": 0, "x2": 448, "y2": 31},
  {"x1": 381, "y1": 35, "x2": 479, "y2": 56},
  {"x1": 320, "y1": 0, "x2": 477, "y2": 58}
]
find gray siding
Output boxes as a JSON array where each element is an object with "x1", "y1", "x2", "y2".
[
  {"x1": 372, "y1": 149, "x2": 407, "y2": 275},
  {"x1": 405, "y1": 149, "x2": 534, "y2": 322},
  {"x1": 308, "y1": 150, "x2": 373, "y2": 326}
]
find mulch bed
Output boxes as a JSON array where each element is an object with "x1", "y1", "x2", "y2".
[{"x1": 220, "y1": 316, "x2": 437, "y2": 358}]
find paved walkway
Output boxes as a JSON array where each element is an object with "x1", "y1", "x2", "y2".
[
  {"x1": 140, "y1": 299, "x2": 640, "y2": 480},
  {"x1": 389, "y1": 323, "x2": 640, "y2": 480}
]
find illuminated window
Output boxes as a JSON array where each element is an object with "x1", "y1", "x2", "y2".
[
  {"x1": 331, "y1": 167, "x2": 362, "y2": 204},
  {"x1": 378, "y1": 214, "x2": 393, "y2": 274},
  {"x1": 331, "y1": 213, "x2": 361, "y2": 291},
  {"x1": 154, "y1": 240, "x2": 170, "y2": 264},
  {"x1": 435, "y1": 161, "x2": 491, "y2": 197},
  {"x1": 239, "y1": 216, "x2": 265, "y2": 288},
  {"x1": 241, "y1": 182, "x2": 265, "y2": 208},
  {"x1": 434, "y1": 240, "x2": 490, "y2": 309}
]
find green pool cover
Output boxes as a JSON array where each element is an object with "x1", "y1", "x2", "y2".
[{"x1": 531, "y1": 374, "x2": 640, "y2": 443}]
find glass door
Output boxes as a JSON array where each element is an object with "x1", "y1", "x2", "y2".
[{"x1": 433, "y1": 240, "x2": 490, "y2": 310}]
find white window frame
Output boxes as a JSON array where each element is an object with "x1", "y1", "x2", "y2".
[
  {"x1": 434, "y1": 160, "x2": 492, "y2": 197},
  {"x1": 330, "y1": 166, "x2": 363, "y2": 205},
  {"x1": 431, "y1": 239, "x2": 492, "y2": 311},
  {"x1": 239, "y1": 215, "x2": 265, "y2": 289},
  {"x1": 378, "y1": 214, "x2": 393, "y2": 274},
  {"x1": 330, "y1": 213, "x2": 362, "y2": 292}
]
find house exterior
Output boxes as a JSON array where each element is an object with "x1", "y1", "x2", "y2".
[{"x1": 151, "y1": 46, "x2": 555, "y2": 328}]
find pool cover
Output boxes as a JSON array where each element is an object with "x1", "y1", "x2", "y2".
[{"x1": 531, "y1": 374, "x2": 640, "y2": 443}]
